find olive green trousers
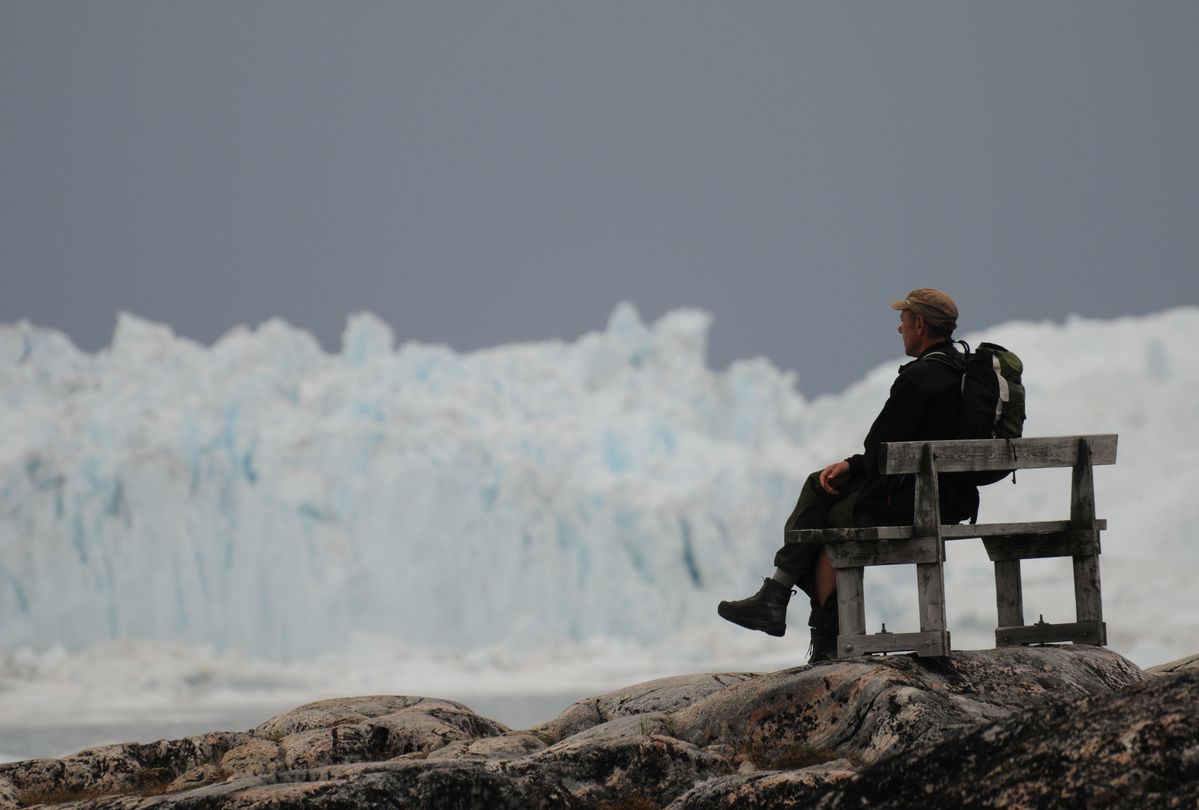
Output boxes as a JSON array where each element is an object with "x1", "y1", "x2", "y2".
[{"x1": 772, "y1": 469, "x2": 863, "y2": 611}]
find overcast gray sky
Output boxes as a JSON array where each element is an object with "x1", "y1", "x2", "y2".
[{"x1": 3, "y1": 2, "x2": 1197, "y2": 395}]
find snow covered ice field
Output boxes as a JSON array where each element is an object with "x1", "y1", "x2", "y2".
[{"x1": 1, "y1": 303, "x2": 1197, "y2": 761}]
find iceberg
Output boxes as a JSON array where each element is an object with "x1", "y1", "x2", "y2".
[{"x1": 1, "y1": 303, "x2": 1197, "y2": 677}]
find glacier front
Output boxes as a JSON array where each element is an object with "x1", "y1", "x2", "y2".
[{"x1": 1, "y1": 303, "x2": 1197, "y2": 673}]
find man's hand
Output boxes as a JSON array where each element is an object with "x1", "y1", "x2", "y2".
[{"x1": 819, "y1": 460, "x2": 851, "y2": 495}]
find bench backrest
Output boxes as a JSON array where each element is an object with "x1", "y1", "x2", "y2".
[{"x1": 879, "y1": 434, "x2": 1118, "y2": 475}]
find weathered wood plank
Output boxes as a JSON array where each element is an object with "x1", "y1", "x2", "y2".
[
  {"x1": 913, "y1": 446, "x2": 948, "y2": 643},
  {"x1": 1069, "y1": 438, "x2": 1104, "y2": 624},
  {"x1": 942, "y1": 519, "x2": 1106, "y2": 540},
  {"x1": 880, "y1": 434, "x2": 1118, "y2": 474},
  {"x1": 1071, "y1": 438, "x2": 1098, "y2": 528},
  {"x1": 839, "y1": 630, "x2": 951, "y2": 657},
  {"x1": 994, "y1": 559, "x2": 1024, "y2": 627},
  {"x1": 836, "y1": 568, "x2": 867, "y2": 641},
  {"x1": 981, "y1": 532, "x2": 1100, "y2": 562},
  {"x1": 789, "y1": 519, "x2": 1108, "y2": 546},
  {"x1": 917, "y1": 562, "x2": 947, "y2": 633},
  {"x1": 1073, "y1": 554, "x2": 1104, "y2": 623},
  {"x1": 913, "y1": 444, "x2": 941, "y2": 538},
  {"x1": 825, "y1": 537, "x2": 940, "y2": 568},
  {"x1": 995, "y1": 621, "x2": 1107, "y2": 647},
  {"x1": 788, "y1": 525, "x2": 914, "y2": 544}
]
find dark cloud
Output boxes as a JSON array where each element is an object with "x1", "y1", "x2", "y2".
[{"x1": 3, "y1": 1, "x2": 1197, "y2": 394}]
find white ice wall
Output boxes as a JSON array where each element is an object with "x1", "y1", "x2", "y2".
[{"x1": 1, "y1": 305, "x2": 1196, "y2": 665}]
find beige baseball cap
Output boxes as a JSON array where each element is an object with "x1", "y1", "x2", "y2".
[{"x1": 890, "y1": 288, "x2": 959, "y2": 330}]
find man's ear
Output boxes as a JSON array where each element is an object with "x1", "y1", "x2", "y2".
[{"x1": 914, "y1": 313, "x2": 927, "y2": 334}]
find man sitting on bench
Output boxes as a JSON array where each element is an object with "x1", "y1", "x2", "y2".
[{"x1": 718, "y1": 288, "x2": 979, "y2": 662}]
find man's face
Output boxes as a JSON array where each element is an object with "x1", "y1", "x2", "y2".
[{"x1": 897, "y1": 310, "x2": 922, "y2": 357}]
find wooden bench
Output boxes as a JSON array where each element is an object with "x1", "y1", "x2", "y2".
[{"x1": 787, "y1": 434, "x2": 1118, "y2": 659}]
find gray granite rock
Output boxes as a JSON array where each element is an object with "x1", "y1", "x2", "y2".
[
  {"x1": 669, "y1": 644, "x2": 1144, "y2": 767},
  {"x1": 1147, "y1": 651, "x2": 1199, "y2": 675},
  {"x1": 0, "y1": 731, "x2": 248, "y2": 808},
  {"x1": 422, "y1": 731, "x2": 547, "y2": 762},
  {"x1": 666, "y1": 765, "x2": 857, "y2": 809},
  {"x1": 533, "y1": 672, "x2": 756, "y2": 743},
  {"x1": 0, "y1": 647, "x2": 1174, "y2": 809},
  {"x1": 253, "y1": 695, "x2": 504, "y2": 741},
  {"x1": 812, "y1": 667, "x2": 1199, "y2": 808},
  {"x1": 214, "y1": 694, "x2": 512, "y2": 780},
  {"x1": 0, "y1": 777, "x2": 17, "y2": 810},
  {"x1": 504, "y1": 714, "x2": 733, "y2": 807}
]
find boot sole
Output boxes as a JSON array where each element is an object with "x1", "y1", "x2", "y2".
[{"x1": 716, "y1": 603, "x2": 785, "y2": 637}]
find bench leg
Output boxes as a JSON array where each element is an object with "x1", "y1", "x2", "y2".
[
  {"x1": 916, "y1": 561, "x2": 947, "y2": 634},
  {"x1": 1067, "y1": 439, "x2": 1106, "y2": 645},
  {"x1": 1073, "y1": 553, "x2": 1103, "y2": 623},
  {"x1": 994, "y1": 559, "x2": 1025, "y2": 631},
  {"x1": 1072, "y1": 551, "x2": 1107, "y2": 645},
  {"x1": 835, "y1": 567, "x2": 866, "y2": 658}
]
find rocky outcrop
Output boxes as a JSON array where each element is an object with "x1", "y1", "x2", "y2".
[
  {"x1": 669, "y1": 645, "x2": 1143, "y2": 768},
  {"x1": 221, "y1": 695, "x2": 510, "y2": 778},
  {"x1": 532, "y1": 672, "x2": 756, "y2": 743},
  {"x1": 1147, "y1": 651, "x2": 1199, "y2": 676},
  {"x1": 0, "y1": 731, "x2": 250, "y2": 805},
  {"x1": 2, "y1": 645, "x2": 1189, "y2": 809},
  {"x1": 670, "y1": 667, "x2": 1199, "y2": 809}
]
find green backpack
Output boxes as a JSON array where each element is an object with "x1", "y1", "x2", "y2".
[
  {"x1": 927, "y1": 341, "x2": 1026, "y2": 484},
  {"x1": 966, "y1": 343, "x2": 1024, "y2": 439}
]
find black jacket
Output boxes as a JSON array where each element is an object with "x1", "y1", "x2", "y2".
[{"x1": 845, "y1": 341, "x2": 978, "y2": 525}]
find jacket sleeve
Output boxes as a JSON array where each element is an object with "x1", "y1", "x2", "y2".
[{"x1": 845, "y1": 372, "x2": 928, "y2": 478}]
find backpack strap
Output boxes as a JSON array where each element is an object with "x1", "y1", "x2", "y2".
[{"x1": 921, "y1": 351, "x2": 966, "y2": 385}]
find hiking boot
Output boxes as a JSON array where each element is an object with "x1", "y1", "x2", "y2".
[
  {"x1": 808, "y1": 627, "x2": 838, "y2": 663},
  {"x1": 717, "y1": 578, "x2": 792, "y2": 637}
]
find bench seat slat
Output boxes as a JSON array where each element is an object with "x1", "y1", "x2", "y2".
[
  {"x1": 880, "y1": 434, "x2": 1117, "y2": 474},
  {"x1": 789, "y1": 519, "x2": 1106, "y2": 545},
  {"x1": 943, "y1": 519, "x2": 1107, "y2": 539},
  {"x1": 788, "y1": 526, "x2": 915, "y2": 543},
  {"x1": 824, "y1": 537, "x2": 940, "y2": 567},
  {"x1": 982, "y1": 532, "x2": 1100, "y2": 561}
]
